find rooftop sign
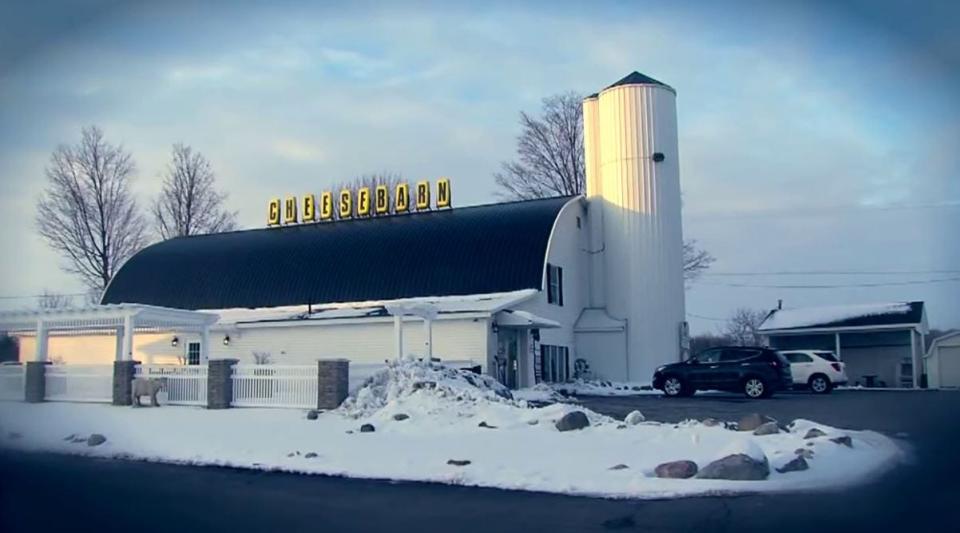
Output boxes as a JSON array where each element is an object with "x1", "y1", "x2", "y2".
[{"x1": 268, "y1": 178, "x2": 451, "y2": 227}]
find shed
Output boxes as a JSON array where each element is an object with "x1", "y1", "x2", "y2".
[
  {"x1": 759, "y1": 302, "x2": 928, "y2": 388},
  {"x1": 924, "y1": 331, "x2": 960, "y2": 389}
]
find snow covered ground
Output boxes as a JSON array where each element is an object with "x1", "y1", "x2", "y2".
[{"x1": 0, "y1": 361, "x2": 905, "y2": 499}]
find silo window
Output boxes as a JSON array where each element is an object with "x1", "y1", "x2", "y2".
[{"x1": 547, "y1": 264, "x2": 564, "y2": 306}]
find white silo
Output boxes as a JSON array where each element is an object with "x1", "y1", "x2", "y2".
[{"x1": 588, "y1": 72, "x2": 686, "y2": 381}]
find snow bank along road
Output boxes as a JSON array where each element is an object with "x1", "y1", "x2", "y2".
[
  {"x1": 0, "y1": 362, "x2": 904, "y2": 500},
  {"x1": 1, "y1": 391, "x2": 957, "y2": 533}
]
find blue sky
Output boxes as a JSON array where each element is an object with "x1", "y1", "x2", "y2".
[{"x1": 1, "y1": 0, "x2": 958, "y2": 331}]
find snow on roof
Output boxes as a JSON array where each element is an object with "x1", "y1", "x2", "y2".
[
  {"x1": 759, "y1": 302, "x2": 917, "y2": 331},
  {"x1": 209, "y1": 290, "x2": 538, "y2": 326},
  {"x1": 495, "y1": 310, "x2": 561, "y2": 329}
]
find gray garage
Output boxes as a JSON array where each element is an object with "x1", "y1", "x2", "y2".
[
  {"x1": 924, "y1": 331, "x2": 960, "y2": 389},
  {"x1": 759, "y1": 302, "x2": 927, "y2": 389}
]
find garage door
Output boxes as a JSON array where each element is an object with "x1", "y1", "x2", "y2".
[{"x1": 939, "y1": 346, "x2": 960, "y2": 389}]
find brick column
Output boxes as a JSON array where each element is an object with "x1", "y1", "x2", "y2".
[
  {"x1": 318, "y1": 359, "x2": 349, "y2": 409},
  {"x1": 24, "y1": 361, "x2": 47, "y2": 403},
  {"x1": 113, "y1": 360, "x2": 140, "y2": 406},
  {"x1": 207, "y1": 359, "x2": 237, "y2": 409}
]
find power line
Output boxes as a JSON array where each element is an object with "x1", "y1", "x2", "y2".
[
  {"x1": 698, "y1": 277, "x2": 960, "y2": 289},
  {"x1": 686, "y1": 312, "x2": 728, "y2": 322},
  {"x1": 704, "y1": 269, "x2": 960, "y2": 277}
]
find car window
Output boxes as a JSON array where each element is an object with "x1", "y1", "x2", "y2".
[
  {"x1": 696, "y1": 349, "x2": 721, "y2": 364},
  {"x1": 814, "y1": 352, "x2": 839, "y2": 362},
  {"x1": 783, "y1": 352, "x2": 813, "y2": 363},
  {"x1": 720, "y1": 349, "x2": 760, "y2": 362}
]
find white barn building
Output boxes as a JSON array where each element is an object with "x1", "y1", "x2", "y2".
[{"x1": 7, "y1": 71, "x2": 687, "y2": 389}]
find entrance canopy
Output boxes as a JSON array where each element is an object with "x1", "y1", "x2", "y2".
[{"x1": 0, "y1": 304, "x2": 218, "y2": 362}]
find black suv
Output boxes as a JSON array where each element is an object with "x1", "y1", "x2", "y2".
[{"x1": 652, "y1": 346, "x2": 793, "y2": 399}]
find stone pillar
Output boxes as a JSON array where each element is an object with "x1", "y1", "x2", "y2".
[
  {"x1": 24, "y1": 361, "x2": 46, "y2": 403},
  {"x1": 318, "y1": 359, "x2": 349, "y2": 409},
  {"x1": 113, "y1": 360, "x2": 140, "y2": 406},
  {"x1": 207, "y1": 359, "x2": 237, "y2": 409}
]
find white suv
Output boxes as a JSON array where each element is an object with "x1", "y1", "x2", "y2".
[{"x1": 777, "y1": 350, "x2": 848, "y2": 394}]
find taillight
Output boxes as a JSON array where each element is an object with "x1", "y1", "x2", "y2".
[{"x1": 831, "y1": 363, "x2": 842, "y2": 372}]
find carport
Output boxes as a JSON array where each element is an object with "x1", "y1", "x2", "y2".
[{"x1": 924, "y1": 331, "x2": 960, "y2": 389}]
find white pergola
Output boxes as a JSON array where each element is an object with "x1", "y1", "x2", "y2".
[{"x1": 0, "y1": 304, "x2": 219, "y2": 362}]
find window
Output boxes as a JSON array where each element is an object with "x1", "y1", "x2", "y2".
[
  {"x1": 539, "y1": 345, "x2": 569, "y2": 383},
  {"x1": 696, "y1": 349, "x2": 722, "y2": 364},
  {"x1": 814, "y1": 351, "x2": 839, "y2": 362},
  {"x1": 187, "y1": 342, "x2": 201, "y2": 365},
  {"x1": 546, "y1": 264, "x2": 563, "y2": 306},
  {"x1": 782, "y1": 352, "x2": 813, "y2": 363}
]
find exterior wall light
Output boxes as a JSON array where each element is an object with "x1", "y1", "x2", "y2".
[
  {"x1": 170, "y1": 336, "x2": 179, "y2": 348},
  {"x1": 491, "y1": 322, "x2": 499, "y2": 334},
  {"x1": 652, "y1": 152, "x2": 665, "y2": 163},
  {"x1": 223, "y1": 335, "x2": 231, "y2": 346}
]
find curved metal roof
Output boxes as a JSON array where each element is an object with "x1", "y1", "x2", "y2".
[{"x1": 102, "y1": 196, "x2": 575, "y2": 310}]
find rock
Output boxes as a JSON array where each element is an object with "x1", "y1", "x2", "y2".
[
  {"x1": 447, "y1": 459, "x2": 471, "y2": 466},
  {"x1": 555, "y1": 411, "x2": 590, "y2": 432},
  {"x1": 701, "y1": 418, "x2": 721, "y2": 427},
  {"x1": 526, "y1": 419, "x2": 539, "y2": 426},
  {"x1": 71, "y1": 436, "x2": 86, "y2": 444},
  {"x1": 737, "y1": 413, "x2": 775, "y2": 432},
  {"x1": 696, "y1": 454, "x2": 770, "y2": 480},
  {"x1": 63, "y1": 434, "x2": 77, "y2": 441},
  {"x1": 306, "y1": 410, "x2": 319, "y2": 420},
  {"x1": 304, "y1": 452, "x2": 318, "y2": 459},
  {"x1": 86, "y1": 434, "x2": 107, "y2": 447},
  {"x1": 655, "y1": 460, "x2": 699, "y2": 479},
  {"x1": 360, "y1": 423, "x2": 375, "y2": 433},
  {"x1": 345, "y1": 430, "x2": 354, "y2": 434},
  {"x1": 616, "y1": 424, "x2": 627, "y2": 429},
  {"x1": 776, "y1": 456, "x2": 809, "y2": 473},
  {"x1": 794, "y1": 448, "x2": 815, "y2": 459},
  {"x1": 753, "y1": 422, "x2": 780, "y2": 436},
  {"x1": 830, "y1": 435, "x2": 853, "y2": 448},
  {"x1": 624, "y1": 410, "x2": 645, "y2": 425},
  {"x1": 478, "y1": 421, "x2": 497, "y2": 429},
  {"x1": 286, "y1": 452, "x2": 296, "y2": 458},
  {"x1": 413, "y1": 381, "x2": 437, "y2": 390},
  {"x1": 804, "y1": 428, "x2": 827, "y2": 439},
  {"x1": 631, "y1": 386, "x2": 642, "y2": 391},
  {"x1": 609, "y1": 464, "x2": 630, "y2": 470},
  {"x1": 393, "y1": 413, "x2": 410, "y2": 421}
]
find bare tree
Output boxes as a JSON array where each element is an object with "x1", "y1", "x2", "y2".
[
  {"x1": 496, "y1": 93, "x2": 714, "y2": 282},
  {"x1": 37, "y1": 290, "x2": 74, "y2": 310},
  {"x1": 495, "y1": 92, "x2": 584, "y2": 200},
  {"x1": 36, "y1": 126, "x2": 148, "y2": 293},
  {"x1": 153, "y1": 144, "x2": 238, "y2": 239},
  {"x1": 725, "y1": 308, "x2": 769, "y2": 346},
  {"x1": 328, "y1": 173, "x2": 405, "y2": 219},
  {"x1": 689, "y1": 333, "x2": 735, "y2": 357}
]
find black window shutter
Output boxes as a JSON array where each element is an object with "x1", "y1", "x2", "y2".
[
  {"x1": 546, "y1": 264, "x2": 554, "y2": 304},
  {"x1": 557, "y1": 267, "x2": 564, "y2": 306}
]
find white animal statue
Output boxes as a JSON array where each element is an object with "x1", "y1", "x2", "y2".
[{"x1": 131, "y1": 377, "x2": 167, "y2": 407}]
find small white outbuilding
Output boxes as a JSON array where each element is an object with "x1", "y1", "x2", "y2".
[{"x1": 925, "y1": 331, "x2": 960, "y2": 389}]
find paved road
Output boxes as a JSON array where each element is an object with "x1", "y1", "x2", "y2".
[{"x1": 2, "y1": 391, "x2": 959, "y2": 532}]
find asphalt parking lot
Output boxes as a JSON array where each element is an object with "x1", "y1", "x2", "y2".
[{"x1": 2, "y1": 390, "x2": 958, "y2": 532}]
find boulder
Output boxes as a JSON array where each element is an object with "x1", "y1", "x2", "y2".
[
  {"x1": 655, "y1": 460, "x2": 699, "y2": 479},
  {"x1": 447, "y1": 459, "x2": 471, "y2": 466},
  {"x1": 413, "y1": 381, "x2": 437, "y2": 390},
  {"x1": 737, "y1": 413, "x2": 775, "y2": 432},
  {"x1": 393, "y1": 413, "x2": 410, "y2": 421},
  {"x1": 794, "y1": 448, "x2": 815, "y2": 459},
  {"x1": 555, "y1": 411, "x2": 590, "y2": 432},
  {"x1": 304, "y1": 452, "x2": 318, "y2": 459},
  {"x1": 478, "y1": 421, "x2": 497, "y2": 429},
  {"x1": 360, "y1": 423, "x2": 376, "y2": 433},
  {"x1": 696, "y1": 454, "x2": 770, "y2": 480},
  {"x1": 776, "y1": 456, "x2": 809, "y2": 473},
  {"x1": 804, "y1": 428, "x2": 827, "y2": 439},
  {"x1": 86, "y1": 434, "x2": 107, "y2": 447},
  {"x1": 624, "y1": 410, "x2": 645, "y2": 425},
  {"x1": 609, "y1": 464, "x2": 630, "y2": 470},
  {"x1": 753, "y1": 422, "x2": 780, "y2": 436},
  {"x1": 830, "y1": 435, "x2": 853, "y2": 448},
  {"x1": 306, "y1": 410, "x2": 319, "y2": 420}
]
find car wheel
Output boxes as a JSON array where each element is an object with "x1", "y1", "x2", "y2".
[
  {"x1": 662, "y1": 376, "x2": 685, "y2": 397},
  {"x1": 743, "y1": 377, "x2": 767, "y2": 399},
  {"x1": 809, "y1": 374, "x2": 832, "y2": 394}
]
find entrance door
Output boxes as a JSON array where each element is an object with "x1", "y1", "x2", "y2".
[{"x1": 498, "y1": 329, "x2": 520, "y2": 389}]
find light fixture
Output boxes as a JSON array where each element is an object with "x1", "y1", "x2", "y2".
[
  {"x1": 491, "y1": 322, "x2": 499, "y2": 334},
  {"x1": 223, "y1": 335, "x2": 231, "y2": 346},
  {"x1": 652, "y1": 152, "x2": 665, "y2": 163},
  {"x1": 170, "y1": 336, "x2": 179, "y2": 348}
]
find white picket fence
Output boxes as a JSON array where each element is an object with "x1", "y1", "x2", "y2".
[
  {"x1": 0, "y1": 365, "x2": 24, "y2": 401},
  {"x1": 136, "y1": 364, "x2": 208, "y2": 406},
  {"x1": 232, "y1": 365, "x2": 318, "y2": 409},
  {"x1": 45, "y1": 365, "x2": 113, "y2": 403}
]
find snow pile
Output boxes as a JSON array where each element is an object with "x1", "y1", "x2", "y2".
[
  {"x1": 760, "y1": 302, "x2": 913, "y2": 331},
  {"x1": 512, "y1": 383, "x2": 569, "y2": 403},
  {"x1": 339, "y1": 359, "x2": 514, "y2": 418},
  {"x1": 553, "y1": 379, "x2": 656, "y2": 397}
]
